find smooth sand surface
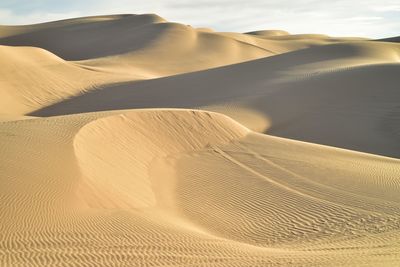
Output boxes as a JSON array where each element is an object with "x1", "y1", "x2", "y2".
[{"x1": 1, "y1": 14, "x2": 400, "y2": 266}]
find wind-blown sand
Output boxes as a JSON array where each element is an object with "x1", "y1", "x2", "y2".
[{"x1": 0, "y1": 14, "x2": 399, "y2": 266}]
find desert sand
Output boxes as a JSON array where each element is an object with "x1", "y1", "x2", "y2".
[{"x1": 0, "y1": 14, "x2": 399, "y2": 266}]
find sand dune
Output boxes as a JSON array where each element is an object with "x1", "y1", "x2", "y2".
[
  {"x1": 0, "y1": 15, "x2": 383, "y2": 116},
  {"x1": 28, "y1": 41, "x2": 400, "y2": 157},
  {"x1": 1, "y1": 14, "x2": 400, "y2": 267},
  {"x1": 1, "y1": 14, "x2": 275, "y2": 77},
  {"x1": 246, "y1": 29, "x2": 290, "y2": 36},
  {"x1": 1, "y1": 109, "x2": 400, "y2": 266},
  {"x1": 0, "y1": 14, "x2": 364, "y2": 78},
  {"x1": 0, "y1": 15, "x2": 378, "y2": 114},
  {"x1": 378, "y1": 36, "x2": 400, "y2": 43},
  {"x1": 0, "y1": 45, "x2": 131, "y2": 114},
  {"x1": 0, "y1": 14, "x2": 167, "y2": 59}
]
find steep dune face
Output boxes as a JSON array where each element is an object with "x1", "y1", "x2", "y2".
[
  {"x1": 0, "y1": 14, "x2": 166, "y2": 60},
  {"x1": 1, "y1": 110, "x2": 399, "y2": 266},
  {"x1": 30, "y1": 41, "x2": 400, "y2": 157},
  {"x1": 73, "y1": 110, "x2": 248, "y2": 209}
]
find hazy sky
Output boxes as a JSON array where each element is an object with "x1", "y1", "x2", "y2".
[{"x1": 0, "y1": 0, "x2": 399, "y2": 38}]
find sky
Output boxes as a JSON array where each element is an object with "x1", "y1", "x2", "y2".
[{"x1": 0, "y1": 0, "x2": 399, "y2": 38}]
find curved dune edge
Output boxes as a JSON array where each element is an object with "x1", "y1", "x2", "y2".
[{"x1": 73, "y1": 109, "x2": 249, "y2": 209}]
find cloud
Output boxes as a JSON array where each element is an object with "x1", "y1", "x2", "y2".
[
  {"x1": 0, "y1": 0, "x2": 399, "y2": 38},
  {"x1": 370, "y1": 5, "x2": 400, "y2": 12},
  {"x1": 0, "y1": 8, "x2": 81, "y2": 25},
  {"x1": 344, "y1": 16, "x2": 383, "y2": 21}
]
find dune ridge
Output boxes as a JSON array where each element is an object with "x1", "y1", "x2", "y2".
[
  {"x1": 26, "y1": 41, "x2": 400, "y2": 157},
  {"x1": 1, "y1": 14, "x2": 385, "y2": 116},
  {"x1": 73, "y1": 110, "x2": 249, "y2": 209},
  {"x1": 0, "y1": 14, "x2": 400, "y2": 267}
]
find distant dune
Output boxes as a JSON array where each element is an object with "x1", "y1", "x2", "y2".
[
  {"x1": 377, "y1": 35, "x2": 400, "y2": 43},
  {"x1": 0, "y1": 14, "x2": 399, "y2": 266},
  {"x1": 246, "y1": 29, "x2": 290, "y2": 36}
]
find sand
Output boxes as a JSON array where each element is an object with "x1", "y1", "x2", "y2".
[{"x1": 0, "y1": 14, "x2": 399, "y2": 266}]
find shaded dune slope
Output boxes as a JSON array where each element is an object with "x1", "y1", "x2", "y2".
[
  {"x1": 0, "y1": 13, "x2": 342, "y2": 60},
  {"x1": 0, "y1": 14, "x2": 167, "y2": 60},
  {"x1": 0, "y1": 14, "x2": 384, "y2": 117},
  {"x1": 246, "y1": 30, "x2": 290, "y2": 37},
  {"x1": 1, "y1": 14, "x2": 326, "y2": 116},
  {"x1": 0, "y1": 14, "x2": 364, "y2": 78},
  {"x1": 1, "y1": 109, "x2": 400, "y2": 266},
  {"x1": 30, "y1": 41, "x2": 400, "y2": 157},
  {"x1": 377, "y1": 36, "x2": 400, "y2": 43},
  {"x1": 0, "y1": 14, "x2": 275, "y2": 77}
]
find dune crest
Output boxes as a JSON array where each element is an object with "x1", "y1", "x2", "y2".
[{"x1": 73, "y1": 110, "x2": 248, "y2": 209}]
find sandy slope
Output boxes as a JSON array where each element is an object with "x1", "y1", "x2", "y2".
[
  {"x1": 29, "y1": 41, "x2": 400, "y2": 157},
  {"x1": 1, "y1": 109, "x2": 400, "y2": 266},
  {"x1": 1, "y1": 14, "x2": 339, "y2": 115},
  {"x1": 0, "y1": 14, "x2": 363, "y2": 78},
  {"x1": 0, "y1": 14, "x2": 400, "y2": 267},
  {"x1": 0, "y1": 45, "x2": 135, "y2": 115},
  {"x1": 0, "y1": 14, "x2": 374, "y2": 115},
  {"x1": 1, "y1": 14, "x2": 275, "y2": 77}
]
